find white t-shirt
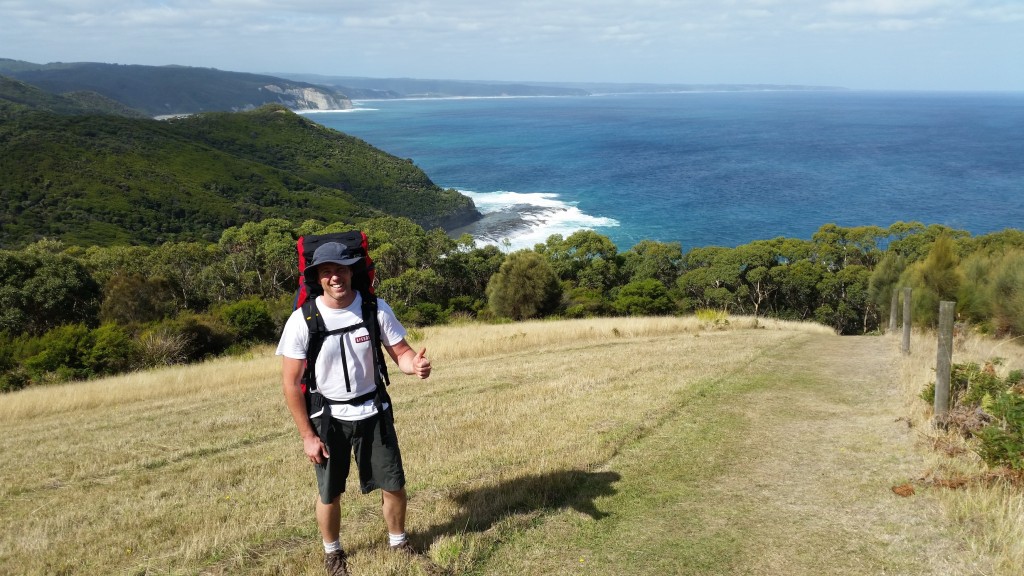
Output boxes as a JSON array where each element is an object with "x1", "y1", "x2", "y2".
[{"x1": 276, "y1": 293, "x2": 407, "y2": 421}]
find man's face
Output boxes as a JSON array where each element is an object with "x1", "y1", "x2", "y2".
[{"x1": 317, "y1": 262, "x2": 354, "y2": 305}]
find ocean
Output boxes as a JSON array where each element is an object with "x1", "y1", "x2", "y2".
[{"x1": 303, "y1": 91, "x2": 1024, "y2": 251}]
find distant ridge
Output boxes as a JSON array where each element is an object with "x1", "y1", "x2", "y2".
[
  {"x1": 0, "y1": 75, "x2": 147, "y2": 117},
  {"x1": 271, "y1": 73, "x2": 845, "y2": 99},
  {"x1": 0, "y1": 59, "x2": 353, "y2": 116}
]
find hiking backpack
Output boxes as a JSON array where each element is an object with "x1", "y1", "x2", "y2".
[{"x1": 293, "y1": 230, "x2": 393, "y2": 442}]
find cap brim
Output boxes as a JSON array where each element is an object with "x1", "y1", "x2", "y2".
[
  {"x1": 332, "y1": 257, "x2": 362, "y2": 266},
  {"x1": 305, "y1": 257, "x2": 363, "y2": 281}
]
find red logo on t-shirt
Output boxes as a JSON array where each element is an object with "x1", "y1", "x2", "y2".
[{"x1": 355, "y1": 335, "x2": 370, "y2": 344}]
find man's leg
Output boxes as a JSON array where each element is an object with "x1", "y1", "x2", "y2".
[
  {"x1": 316, "y1": 495, "x2": 342, "y2": 542},
  {"x1": 381, "y1": 488, "x2": 407, "y2": 535}
]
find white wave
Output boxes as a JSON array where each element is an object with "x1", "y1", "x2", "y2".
[
  {"x1": 295, "y1": 107, "x2": 378, "y2": 114},
  {"x1": 458, "y1": 190, "x2": 619, "y2": 251}
]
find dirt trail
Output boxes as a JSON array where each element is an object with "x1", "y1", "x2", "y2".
[{"x1": 705, "y1": 333, "x2": 978, "y2": 575}]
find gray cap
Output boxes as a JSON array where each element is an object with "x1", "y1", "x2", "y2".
[{"x1": 305, "y1": 242, "x2": 363, "y2": 281}]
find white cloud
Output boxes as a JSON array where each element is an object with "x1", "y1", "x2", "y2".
[
  {"x1": 826, "y1": 0, "x2": 951, "y2": 17},
  {"x1": 876, "y1": 16, "x2": 944, "y2": 30},
  {"x1": 0, "y1": 0, "x2": 1020, "y2": 89},
  {"x1": 968, "y1": 2, "x2": 1024, "y2": 23}
]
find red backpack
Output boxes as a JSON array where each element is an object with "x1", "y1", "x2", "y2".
[{"x1": 293, "y1": 230, "x2": 392, "y2": 442}]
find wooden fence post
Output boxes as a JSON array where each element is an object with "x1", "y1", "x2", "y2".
[
  {"x1": 901, "y1": 287, "x2": 912, "y2": 354},
  {"x1": 934, "y1": 301, "x2": 956, "y2": 420},
  {"x1": 889, "y1": 287, "x2": 899, "y2": 334}
]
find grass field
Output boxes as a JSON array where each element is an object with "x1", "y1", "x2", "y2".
[{"x1": 0, "y1": 316, "x2": 1019, "y2": 575}]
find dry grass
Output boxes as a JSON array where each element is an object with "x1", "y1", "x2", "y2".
[
  {"x1": 0, "y1": 314, "x2": 977, "y2": 575},
  {"x1": 896, "y1": 326, "x2": 1024, "y2": 575}
]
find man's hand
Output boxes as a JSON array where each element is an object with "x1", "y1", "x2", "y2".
[
  {"x1": 304, "y1": 434, "x2": 330, "y2": 464},
  {"x1": 387, "y1": 339, "x2": 433, "y2": 379},
  {"x1": 411, "y1": 347, "x2": 431, "y2": 379}
]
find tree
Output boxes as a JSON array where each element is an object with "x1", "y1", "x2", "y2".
[
  {"x1": 432, "y1": 240, "x2": 505, "y2": 310},
  {"x1": 485, "y1": 250, "x2": 561, "y2": 320},
  {"x1": 900, "y1": 234, "x2": 961, "y2": 327},
  {"x1": 621, "y1": 240, "x2": 684, "y2": 287},
  {"x1": 987, "y1": 250, "x2": 1024, "y2": 335},
  {"x1": 99, "y1": 273, "x2": 177, "y2": 325},
  {"x1": 815, "y1": 265, "x2": 872, "y2": 334},
  {"x1": 613, "y1": 279, "x2": 674, "y2": 316},
  {"x1": 770, "y1": 259, "x2": 825, "y2": 320},
  {"x1": 0, "y1": 247, "x2": 102, "y2": 335},
  {"x1": 866, "y1": 252, "x2": 907, "y2": 323},
  {"x1": 537, "y1": 230, "x2": 621, "y2": 292},
  {"x1": 676, "y1": 247, "x2": 740, "y2": 312},
  {"x1": 216, "y1": 218, "x2": 296, "y2": 299},
  {"x1": 811, "y1": 224, "x2": 886, "y2": 270},
  {"x1": 151, "y1": 241, "x2": 219, "y2": 311}
]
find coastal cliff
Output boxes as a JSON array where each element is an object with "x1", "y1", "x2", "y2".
[{"x1": 261, "y1": 84, "x2": 351, "y2": 111}]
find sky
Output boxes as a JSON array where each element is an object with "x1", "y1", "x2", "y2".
[{"x1": 1, "y1": 1, "x2": 1022, "y2": 91}]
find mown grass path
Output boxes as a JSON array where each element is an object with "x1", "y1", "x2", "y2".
[{"x1": 478, "y1": 334, "x2": 975, "y2": 575}]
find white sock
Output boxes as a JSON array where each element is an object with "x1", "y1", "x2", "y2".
[
  {"x1": 324, "y1": 540, "x2": 341, "y2": 553},
  {"x1": 388, "y1": 532, "x2": 407, "y2": 547}
]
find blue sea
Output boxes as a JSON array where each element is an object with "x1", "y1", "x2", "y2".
[{"x1": 303, "y1": 91, "x2": 1024, "y2": 251}]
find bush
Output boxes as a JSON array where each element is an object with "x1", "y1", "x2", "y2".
[
  {"x1": 402, "y1": 302, "x2": 448, "y2": 327},
  {"x1": 22, "y1": 323, "x2": 95, "y2": 382},
  {"x1": 99, "y1": 274, "x2": 176, "y2": 325},
  {"x1": 921, "y1": 361, "x2": 1009, "y2": 408},
  {"x1": 613, "y1": 279, "x2": 674, "y2": 316},
  {"x1": 486, "y1": 251, "x2": 562, "y2": 321},
  {"x1": 0, "y1": 366, "x2": 30, "y2": 393},
  {"x1": 218, "y1": 297, "x2": 277, "y2": 342},
  {"x1": 923, "y1": 361, "x2": 1024, "y2": 471},
  {"x1": 88, "y1": 323, "x2": 142, "y2": 375},
  {"x1": 977, "y1": 391, "x2": 1024, "y2": 470},
  {"x1": 146, "y1": 313, "x2": 233, "y2": 363},
  {"x1": 138, "y1": 328, "x2": 191, "y2": 367}
]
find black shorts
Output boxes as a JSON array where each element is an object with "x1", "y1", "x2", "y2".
[{"x1": 312, "y1": 410, "x2": 406, "y2": 504}]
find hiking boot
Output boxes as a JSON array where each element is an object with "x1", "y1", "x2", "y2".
[
  {"x1": 324, "y1": 549, "x2": 349, "y2": 576},
  {"x1": 389, "y1": 540, "x2": 417, "y2": 555}
]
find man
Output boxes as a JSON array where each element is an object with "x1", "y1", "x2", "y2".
[{"x1": 277, "y1": 241, "x2": 431, "y2": 576}]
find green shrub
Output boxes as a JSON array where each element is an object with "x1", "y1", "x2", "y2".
[
  {"x1": 88, "y1": 323, "x2": 141, "y2": 375},
  {"x1": 486, "y1": 251, "x2": 561, "y2": 321},
  {"x1": 612, "y1": 279, "x2": 674, "y2": 316},
  {"x1": 0, "y1": 366, "x2": 30, "y2": 393},
  {"x1": 924, "y1": 361, "x2": 1024, "y2": 471},
  {"x1": 977, "y1": 390, "x2": 1024, "y2": 470},
  {"x1": 402, "y1": 302, "x2": 448, "y2": 327},
  {"x1": 218, "y1": 297, "x2": 276, "y2": 342},
  {"x1": 22, "y1": 323, "x2": 95, "y2": 382},
  {"x1": 955, "y1": 362, "x2": 1009, "y2": 407},
  {"x1": 920, "y1": 361, "x2": 1010, "y2": 409}
]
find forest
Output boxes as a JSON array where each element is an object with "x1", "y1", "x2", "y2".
[{"x1": 2, "y1": 217, "x2": 1022, "y2": 392}]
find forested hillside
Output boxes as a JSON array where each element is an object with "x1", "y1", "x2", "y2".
[
  {"x1": 0, "y1": 102, "x2": 480, "y2": 247},
  {"x1": 0, "y1": 75, "x2": 146, "y2": 117},
  {"x1": 0, "y1": 59, "x2": 352, "y2": 115},
  {"x1": 3, "y1": 216, "x2": 1024, "y2": 394}
]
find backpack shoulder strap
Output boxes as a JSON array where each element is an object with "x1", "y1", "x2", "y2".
[
  {"x1": 301, "y1": 298, "x2": 327, "y2": 389},
  {"x1": 360, "y1": 291, "x2": 395, "y2": 444},
  {"x1": 361, "y1": 291, "x2": 391, "y2": 389}
]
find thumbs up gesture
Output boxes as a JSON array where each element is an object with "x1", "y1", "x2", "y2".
[{"x1": 412, "y1": 347, "x2": 431, "y2": 379}]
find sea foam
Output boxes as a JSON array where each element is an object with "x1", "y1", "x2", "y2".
[{"x1": 457, "y1": 190, "x2": 619, "y2": 251}]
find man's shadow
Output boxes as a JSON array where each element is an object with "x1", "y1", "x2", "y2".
[{"x1": 418, "y1": 469, "x2": 621, "y2": 543}]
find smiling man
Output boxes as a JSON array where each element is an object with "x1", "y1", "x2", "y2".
[{"x1": 276, "y1": 241, "x2": 431, "y2": 576}]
